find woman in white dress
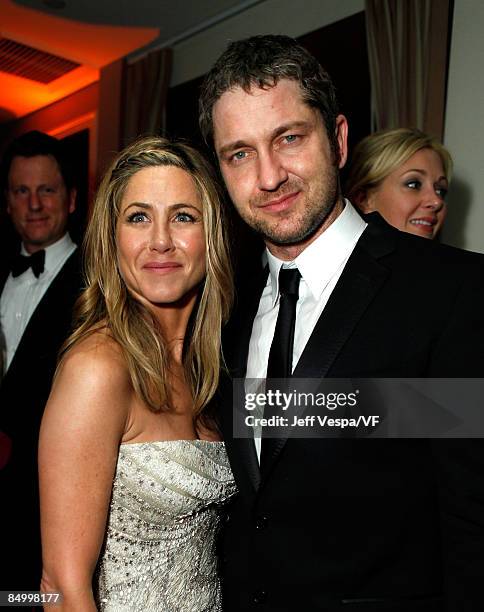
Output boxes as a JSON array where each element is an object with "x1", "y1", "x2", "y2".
[{"x1": 39, "y1": 137, "x2": 236, "y2": 611}]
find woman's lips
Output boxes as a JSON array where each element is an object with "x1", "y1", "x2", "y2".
[
  {"x1": 143, "y1": 262, "x2": 182, "y2": 273},
  {"x1": 409, "y1": 218, "x2": 436, "y2": 234}
]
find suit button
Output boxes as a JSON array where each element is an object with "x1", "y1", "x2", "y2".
[
  {"x1": 255, "y1": 515, "x2": 269, "y2": 529},
  {"x1": 253, "y1": 590, "x2": 267, "y2": 604}
]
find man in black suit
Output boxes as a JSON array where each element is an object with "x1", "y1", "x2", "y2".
[
  {"x1": 0, "y1": 131, "x2": 82, "y2": 590},
  {"x1": 199, "y1": 35, "x2": 484, "y2": 611}
]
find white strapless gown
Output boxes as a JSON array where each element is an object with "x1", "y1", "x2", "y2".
[{"x1": 95, "y1": 440, "x2": 237, "y2": 611}]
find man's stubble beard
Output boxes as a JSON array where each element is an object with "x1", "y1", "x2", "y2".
[{"x1": 236, "y1": 163, "x2": 340, "y2": 247}]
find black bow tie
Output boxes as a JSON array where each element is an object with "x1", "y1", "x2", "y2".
[{"x1": 11, "y1": 250, "x2": 46, "y2": 278}]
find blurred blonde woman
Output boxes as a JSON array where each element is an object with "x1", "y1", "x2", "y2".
[
  {"x1": 39, "y1": 137, "x2": 236, "y2": 611},
  {"x1": 345, "y1": 128, "x2": 452, "y2": 239}
]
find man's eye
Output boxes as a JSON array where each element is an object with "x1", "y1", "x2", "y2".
[
  {"x1": 40, "y1": 187, "x2": 55, "y2": 195},
  {"x1": 13, "y1": 187, "x2": 28, "y2": 196},
  {"x1": 231, "y1": 151, "x2": 247, "y2": 162},
  {"x1": 284, "y1": 134, "x2": 298, "y2": 143},
  {"x1": 174, "y1": 211, "x2": 196, "y2": 223},
  {"x1": 127, "y1": 212, "x2": 147, "y2": 223}
]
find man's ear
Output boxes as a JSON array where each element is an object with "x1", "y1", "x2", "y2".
[
  {"x1": 68, "y1": 188, "x2": 77, "y2": 214},
  {"x1": 335, "y1": 115, "x2": 349, "y2": 169}
]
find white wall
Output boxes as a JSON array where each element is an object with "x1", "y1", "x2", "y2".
[
  {"x1": 442, "y1": 0, "x2": 484, "y2": 253},
  {"x1": 171, "y1": 0, "x2": 364, "y2": 87}
]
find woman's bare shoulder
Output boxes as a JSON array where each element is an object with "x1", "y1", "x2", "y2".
[
  {"x1": 48, "y1": 331, "x2": 132, "y2": 420},
  {"x1": 59, "y1": 330, "x2": 128, "y2": 384},
  {"x1": 42, "y1": 330, "x2": 133, "y2": 442}
]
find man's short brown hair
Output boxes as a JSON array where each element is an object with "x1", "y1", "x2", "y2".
[{"x1": 199, "y1": 34, "x2": 340, "y2": 154}]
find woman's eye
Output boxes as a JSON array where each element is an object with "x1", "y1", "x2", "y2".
[
  {"x1": 174, "y1": 211, "x2": 196, "y2": 223},
  {"x1": 127, "y1": 212, "x2": 147, "y2": 223},
  {"x1": 435, "y1": 186, "x2": 448, "y2": 199},
  {"x1": 405, "y1": 180, "x2": 421, "y2": 190}
]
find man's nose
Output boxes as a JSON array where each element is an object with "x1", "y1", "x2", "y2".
[
  {"x1": 148, "y1": 221, "x2": 175, "y2": 252},
  {"x1": 29, "y1": 191, "x2": 43, "y2": 211},
  {"x1": 257, "y1": 151, "x2": 288, "y2": 191}
]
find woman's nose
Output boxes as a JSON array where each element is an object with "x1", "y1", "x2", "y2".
[
  {"x1": 423, "y1": 188, "x2": 445, "y2": 212},
  {"x1": 148, "y1": 222, "x2": 174, "y2": 252}
]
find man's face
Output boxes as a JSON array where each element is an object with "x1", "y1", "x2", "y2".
[
  {"x1": 6, "y1": 154, "x2": 76, "y2": 254},
  {"x1": 213, "y1": 79, "x2": 348, "y2": 259}
]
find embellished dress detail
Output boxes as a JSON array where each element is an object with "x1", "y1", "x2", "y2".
[{"x1": 95, "y1": 440, "x2": 237, "y2": 611}]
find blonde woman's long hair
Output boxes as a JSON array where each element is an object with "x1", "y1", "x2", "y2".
[
  {"x1": 345, "y1": 127, "x2": 453, "y2": 205},
  {"x1": 63, "y1": 136, "x2": 233, "y2": 419}
]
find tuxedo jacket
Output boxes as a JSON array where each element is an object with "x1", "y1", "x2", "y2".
[
  {"x1": 0, "y1": 249, "x2": 83, "y2": 590},
  {"x1": 220, "y1": 214, "x2": 484, "y2": 612}
]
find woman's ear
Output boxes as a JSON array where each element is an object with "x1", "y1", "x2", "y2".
[{"x1": 352, "y1": 189, "x2": 372, "y2": 213}]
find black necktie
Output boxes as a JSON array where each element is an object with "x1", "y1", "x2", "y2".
[
  {"x1": 266, "y1": 267, "x2": 301, "y2": 380},
  {"x1": 261, "y1": 267, "x2": 301, "y2": 468},
  {"x1": 11, "y1": 250, "x2": 45, "y2": 278}
]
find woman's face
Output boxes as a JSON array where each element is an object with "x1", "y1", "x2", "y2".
[
  {"x1": 363, "y1": 148, "x2": 448, "y2": 239},
  {"x1": 116, "y1": 165, "x2": 206, "y2": 308}
]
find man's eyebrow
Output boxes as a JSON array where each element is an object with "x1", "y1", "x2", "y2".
[
  {"x1": 271, "y1": 121, "x2": 312, "y2": 138},
  {"x1": 217, "y1": 121, "x2": 312, "y2": 157},
  {"x1": 217, "y1": 140, "x2": 249, "y2": 158}
]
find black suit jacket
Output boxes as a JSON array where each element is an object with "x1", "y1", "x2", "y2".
[
  {"x1": 220, "y1": 214, "x2": 484, "y2": 612},
  {"x1": 0, "y1": 249, "x2": 83, "y2": 590}
]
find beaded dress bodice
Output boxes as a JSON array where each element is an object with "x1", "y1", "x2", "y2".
[{"x1": 95, "y1": 440, "x2": 237, "y2": 611}]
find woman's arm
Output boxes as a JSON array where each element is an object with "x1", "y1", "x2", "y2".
[{"x1": 39, "y1": 336, "x2": 131, "y2": 611}]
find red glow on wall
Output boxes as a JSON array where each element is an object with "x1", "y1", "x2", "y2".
[{"x1": 0, "y1": 0, "x2": 159, "y2": 120}]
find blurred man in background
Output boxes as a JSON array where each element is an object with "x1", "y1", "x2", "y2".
[{"x1": 0, "y1": 130, "x2": 82, "y2": 590}]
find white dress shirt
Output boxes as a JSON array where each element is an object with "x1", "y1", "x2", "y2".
[
  {"x1": 0, "y1": 233, "x2": 77, "y2": 372},
  {"x1": 246, "y1": 201, "x2": 367, "y2": 458}
]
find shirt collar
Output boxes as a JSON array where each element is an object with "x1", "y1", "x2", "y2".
[
  {"x1": 266, "y1": 200, "x2": 367, "y2": 304},
  {"x1": 20, "y1": 233, "x2": 75, "y2": 275}
]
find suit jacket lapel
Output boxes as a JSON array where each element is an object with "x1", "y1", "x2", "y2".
[
  {"x1": 6, "y1": 251, "x2": 81, "y2": 374},
  {"x1": 260, "y1": 218, "x2": 397, "y2": 482},
  {"x1": 293, "y1": 222, "x2": 394, "y2": 379},
  {"x1": 0, "y1": 254, "x2": 15, "y2": 294}
]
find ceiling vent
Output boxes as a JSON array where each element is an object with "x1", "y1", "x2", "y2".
[{"x1": 0, "y1": 37, "x2": 80, "y2": 84}]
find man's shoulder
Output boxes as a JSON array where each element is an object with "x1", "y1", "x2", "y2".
[
  {"x1": 46, "y1": 247, "x2": 83, "y2": 294},
  {"x1": 361, "y1": 212, "x2": 484, "y2": 272},
  {"x1": 57, "y1": 245, "x2": 82, "y2": 273}
]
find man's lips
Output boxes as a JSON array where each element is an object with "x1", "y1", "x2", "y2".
[
  {"x1": 257, "y1": 191, "x2": 300, "y2": 213},
  {"x1": 26, "y1": 217, "x2": 49, "y2": 224}
]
